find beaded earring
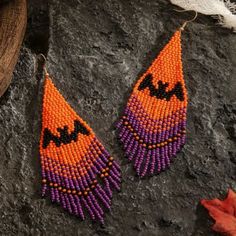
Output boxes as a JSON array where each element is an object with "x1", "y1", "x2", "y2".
[
  {"x1": 39, "y1": 56, "x2": 121, "y2": 223},
  {"x1": 116, "y1": 15, "x2": 197, "y2": 177}
]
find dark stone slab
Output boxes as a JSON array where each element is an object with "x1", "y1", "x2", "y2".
[{"x1": 0, "y1": 0, "x2": 235, "y2": 235}]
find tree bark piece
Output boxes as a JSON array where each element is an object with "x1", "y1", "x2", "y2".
[{"x1": 0, "y1": 0, "x2": 27, "y2": 97}]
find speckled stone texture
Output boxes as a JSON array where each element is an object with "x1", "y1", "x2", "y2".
[{"x1": 0, "y1": 0, "x2": 236, "y2": 235}]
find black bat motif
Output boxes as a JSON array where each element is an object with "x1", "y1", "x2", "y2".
[
  {"x1": 138, "y1": 73, "x2": 184, "y2": 101},
  {"x1": 42, "y1": 120, "x2": 90, "y2": 149}
]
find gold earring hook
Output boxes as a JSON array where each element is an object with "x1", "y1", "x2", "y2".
[
  {"x1": 174, "y1": 9, "x2": 198, "y2": 31},
  {"x1": 39, "y1": 53, "x2": 49, "y2": 76}
]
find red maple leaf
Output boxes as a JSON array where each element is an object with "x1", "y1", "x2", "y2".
[{"x1": 201, "y1": 189, "x2": 236, "y2": 236}]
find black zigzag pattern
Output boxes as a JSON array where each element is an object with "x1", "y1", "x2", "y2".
[
  {"x1": 42, "y1": 120, "x2": 90, "y2": 149},
  {"x1": 138, "y1": 73, "x2": 184, "y2": 101}
]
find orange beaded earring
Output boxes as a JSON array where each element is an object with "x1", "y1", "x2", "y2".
[
  {"x1": 39, "y1": 55, "x2": 121, "y2": 223},
  {"x1": 116, "y1": 13, "x2": 197, "y2": 177}
]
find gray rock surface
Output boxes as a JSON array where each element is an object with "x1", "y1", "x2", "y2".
[{"x1": 0, "y1": 0, "x2": 236, "y2": 235}]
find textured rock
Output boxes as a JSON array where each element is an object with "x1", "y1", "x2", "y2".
[{"x1": 0, "y1": 0, "x2": 236, "y2": 235}]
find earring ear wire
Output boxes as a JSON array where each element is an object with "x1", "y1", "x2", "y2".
[
  {"x1": 39, "y1": 53, "x2": 49, "y2": 76},
  {"x1": 174, "y1": 9, "x2": 198, "y2": 31}
]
